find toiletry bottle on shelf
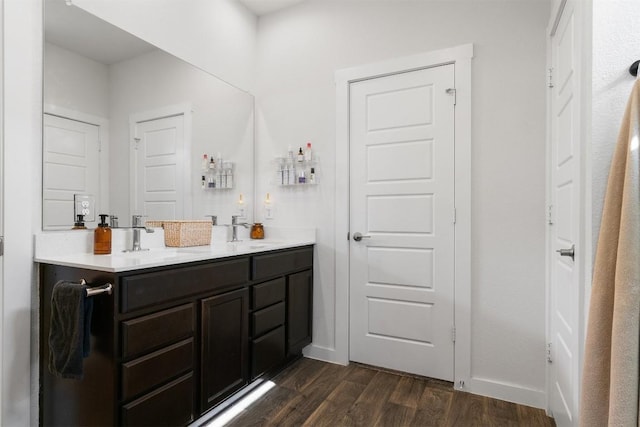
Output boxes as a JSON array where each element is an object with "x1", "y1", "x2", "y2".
[
  {"x1": 283, "y1": 163, "x2": 290, "y2": 185},
  {"x1": 289, "y1": 164, "x2": 297, "y2": 185},
  {"x1": 226, "y1": 162, "x2": 233, "y2": 188},
  {"x1": 209, "y1": 157, "x2": 215, "y2": 170},
  {"x1": 218, "y1": 163, "x2": 225, "y2": 188},
  {"x1": 299, "y1": 169, "x2": 306, "y2": 184},
  {"x1": 208, "y1": 175, "x2": 215, "y2": 188},
  {"x1": 288, "y1": 145, "x2": 294, "y2": 162},
  {"x1": 297, "y1": 147, "x2": 304, "y2": 162},
  {"x1": 309, "y1": 167, "x2": 316, "y2": 184},
  {"x1": 72, "y1": 214, "x2": 87, "y2": 230},
  {"x1": 201, "y1": 175, "x2": 206, "y2": 189},
  {"x1": 305, "y1": 142, "x2": 313, "y2": 162},
  {"x1": 94, "y1": 214, "x2": 112, "y2": 254},
  {"x1": 202, "y1": 154, "x2": 208, "y2": 171}
]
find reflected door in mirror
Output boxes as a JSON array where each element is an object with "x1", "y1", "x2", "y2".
[
  {"x1": 131, "y1": 108, "x2": 190, "y2": 221},
  {"x1": 43, "y1": 114, "x2": 100, "y2": 230}
]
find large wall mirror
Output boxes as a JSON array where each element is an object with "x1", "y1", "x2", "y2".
[{"x1": 43, "y1": 0, "x2": 254, "y2": 230}]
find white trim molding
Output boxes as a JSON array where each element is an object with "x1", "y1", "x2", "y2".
[{"x1": 333, "y1": 43, "x2": 474, "y2": 384}]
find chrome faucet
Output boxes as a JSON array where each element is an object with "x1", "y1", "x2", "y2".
[
  {"x1": 229, "y1": 215, "x2": 250, "y2": 242},
  {"x1": 124, "y1": 215, "x2": 155, "y2": 252}
]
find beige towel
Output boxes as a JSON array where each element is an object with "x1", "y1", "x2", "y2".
[{"x1": 580, "y1": 79, "x2": 640, "y2": 426}]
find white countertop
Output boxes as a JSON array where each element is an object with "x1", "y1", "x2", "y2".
[{"x1": 34, "y1": 227, "x2": 315, "y2": 273}]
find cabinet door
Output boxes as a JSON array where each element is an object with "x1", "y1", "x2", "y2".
[
  {"x1": 287, "y1": 269, "x2": 313, "y2": 356},
  {"x1": 200, "y1": 288, "x2": 248, "y2": 412}
]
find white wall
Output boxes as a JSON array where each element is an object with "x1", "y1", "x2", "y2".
[
  {"x1": 255, "y1": 0, "x2": 549, "y2": 406},
  {"x1": 44, "y1": 42, "x2": 109, "y2": 118},
  {"x1": 591, "y1": 0, "x2": 640, "y2": 250},
  {"x1": 2, "y1": 0, "x2": 42, "y2": 425},
  {"x1": 72, "y1": 0, "x2": 258, "y2": 93}
]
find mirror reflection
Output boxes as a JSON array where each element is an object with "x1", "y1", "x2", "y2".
[{"x1": 43, "y1": 0, "x2": 254, "y2": 230}]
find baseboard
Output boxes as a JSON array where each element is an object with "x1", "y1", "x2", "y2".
[
  {"x1": 302, "y1": 344, "x2": 348, "y2": 365},
  {"x1": 464, "y1": 377, "x2": 546, "y2": 409}
]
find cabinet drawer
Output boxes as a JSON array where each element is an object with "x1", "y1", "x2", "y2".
[
  {"x1": 252, "y1": 301, "x2": 285, "y2": 337},
  {"x1": 252, "y1": 247, "x2": 313, "y2": 280},
  {"x1": 121, "y1": 257, "x2": 249, "y2": 313},
  {"x1": 122, "y1": 304, "x2": 194, "y2": 359},
  {"x1": 121, "y1": 372, "x2": 194, "y2": 426},
  {"x1": 252, "y1": 278, "x2": 285, "y2": 310},
  {"x1": 251, "y1": 326, "x2": 285, "y2": 379},
  {"x1": 121, "y1": 338, "x2": 193, "y2": 401}
]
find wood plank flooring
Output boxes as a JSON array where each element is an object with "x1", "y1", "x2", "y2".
[{"x1": 226, "y1": 358, "x2": 555, "y2": 427}]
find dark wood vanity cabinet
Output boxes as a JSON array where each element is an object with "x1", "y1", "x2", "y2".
[
  {"x1": 200, "y1": 287, "x2": 249, "y2": 411},
  {"x1": 287, "y1": 269, "x2": 313, "y2": 356},
  {"x1": 39, "y1": 245, "x2": 313, "y2": 427}
]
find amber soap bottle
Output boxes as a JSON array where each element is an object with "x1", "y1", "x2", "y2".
[{"x1": 94, "y1": 214, "x2": 112, "y2": 255}]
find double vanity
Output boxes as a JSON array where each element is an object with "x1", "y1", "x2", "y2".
[{"x1": 36, "y1": 230, "x2": 314, "y2": 426}]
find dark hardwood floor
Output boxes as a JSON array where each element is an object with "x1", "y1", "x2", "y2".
[{"x1": 225, "y1": 358, "x2": 555, "y2": 426}]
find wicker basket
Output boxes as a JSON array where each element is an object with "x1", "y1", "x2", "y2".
[{"x1": 160, "y1": 220, "x2": 212, "y2": 247}]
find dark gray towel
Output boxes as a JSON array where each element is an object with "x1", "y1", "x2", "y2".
[{"x1": 48, "y1": 280, "x2": 93, "y2": 379}]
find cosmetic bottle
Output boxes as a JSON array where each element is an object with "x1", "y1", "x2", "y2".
[
  {"x1": 309, "y1": 167, "x2": 316, "y2": 184},
  {"x1": 298, "y1": 169, "x2": 306, "y2": 184},
  {"x1": 305, "y1": 142, "x2": 313, "y2": 162},
  {"x1": 201, "y1": 175, "x2": 206, "y2": 189},
  {"x1": 283, "y1": 163, "x2": 290, "y2": 185},
  {"x1": 202, "y1": 154, "x2": 208, "y2": 171},
  {"x1": 297, "y1": 147, "x2": 304, "y2": 162},
  {"x1": 289, "y1": 165, "x2": 297, "y2": 185},
  {"x1": 288, "y1": 145, "x2": 294, "y2": 162},
  {"x1": 209, "y1": 157, "x2": 215, "y2": 170},
  {"x1": 226, "y1": 163, "x2": 234, "y2": 188},
  {"x1": 94, "y1": 214, "x2": 112, "y2": 254}
]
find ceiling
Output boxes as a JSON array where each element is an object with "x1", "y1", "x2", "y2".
[
  {"x1": 45, "y1": 0, "x2": 157, "y2": 65},
  {"x1": 45, "y1": 0, "x2": 307, "y2": 64},
  {"x1": 238, "y1": 0, "x2": 306, "y2": 16}
]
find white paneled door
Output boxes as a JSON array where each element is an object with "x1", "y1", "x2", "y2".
[
  {"x1": 131, "y1": 113, "x2": 185, "y2": 221},
  {"x1": 43, "y1": 114, "x2": 100, "y2": 230},
  {"x1": 349, "y1": 65, "x2": 456, "y2": 380},
  {"x1": 549, "y1": 1, "x2": 582, "y2": 425}
]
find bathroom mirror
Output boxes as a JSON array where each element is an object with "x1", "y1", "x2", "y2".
[{"x1": 43, "y1": 0, "x2": 254, "y2": 230}]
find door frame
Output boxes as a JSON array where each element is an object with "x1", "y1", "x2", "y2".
[
  {"x1": 545, "y1": 0, "x2": 592, "y2": 420},
  {"x1": 129, "y1": 103, "x2": 192, "y2": 221},
  {"x1": 43, "y1": 105, "x2": 110, "y2": 229},
  {"x1": 334, "y1": 44, "x2": 473, "y2": 388}
]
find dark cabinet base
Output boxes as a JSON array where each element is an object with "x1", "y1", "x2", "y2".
[{"x1": 40, "y1": 246, "x2": 313, "y2": 427}]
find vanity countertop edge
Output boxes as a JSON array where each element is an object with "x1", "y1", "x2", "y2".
[{"x1": 35, "y1": 238, "x2": 316, "y2": 273}]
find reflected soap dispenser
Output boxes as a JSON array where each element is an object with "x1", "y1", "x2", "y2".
[{"x1": 94, "y1": 214, "x2": 112, "y2": 255}]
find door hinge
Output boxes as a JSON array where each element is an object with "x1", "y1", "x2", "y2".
[
  {"x1": 451, "y1": 326, "x2": 456, "y2": 342},
  {"x1": 446, "y1": 88, "x2": 457, "y2": 105},
  {"x1": 547, "y1": 204, "x2": 554, "y2": 225},
  {"x1": 133, "y1": 137, "x2": 141, "y2": 150},
  {"x1": 547, "y1": 342, "x2": 553, "y2": 363},
  {"x1": 0, "y1": 236, "x2": 4, "y2": 256},
  {"x1": 548, "y1": 68, "x2": 554, "y2": 88},
  {"x1": 347, "y1": 231, "x2": 350, "y2": 241}
]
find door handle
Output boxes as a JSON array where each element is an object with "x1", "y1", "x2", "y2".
[
  {"x1": 352, "y1": 232, "x2": 371, "y2": 242},
  {"x1": 556, "y1": 244, "x2": 575, "y2": 261}
]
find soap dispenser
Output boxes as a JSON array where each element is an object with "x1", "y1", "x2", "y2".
[
  {"x1": 72, "y1": 214, "x2": 87, "y2": 230},
  {"x1": 94, "y1": 214, "x2": 112, "y2": 255}
]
